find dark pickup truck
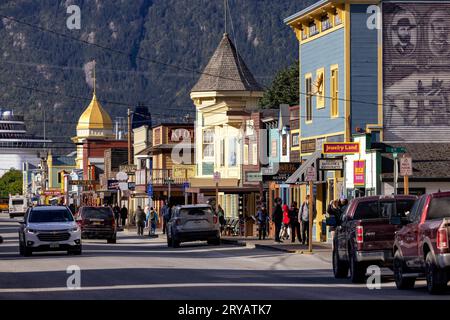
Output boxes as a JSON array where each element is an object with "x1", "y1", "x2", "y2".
[
  {"x1": 331, "y1": 195, "x2": 417, "y2": 283},
  {"x1": 393, "y1": 192, "x2": 450, "y2": 294}
]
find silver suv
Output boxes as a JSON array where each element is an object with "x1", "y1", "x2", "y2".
[{"x1": 166, "y1": 205, "x2": 221, "y2": 248}]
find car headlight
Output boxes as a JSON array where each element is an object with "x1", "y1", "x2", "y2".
[
  {"x1": 26, "y1": 228, "x2": 38, "y2": 234},
  {"x1": 70, "y1": 226, "x2": 80, "y2": 232}
]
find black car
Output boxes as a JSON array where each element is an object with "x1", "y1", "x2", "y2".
[{"x1": 76, "y1": 207, "x2": 117, "y2": 243}]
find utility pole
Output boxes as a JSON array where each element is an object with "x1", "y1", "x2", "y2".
[
  {"x1": 127, "y1": 108, "x2": 132, "y2": 165},
  {"x1": 309, "y1": 180, "x2": 314, "y2": 253}
]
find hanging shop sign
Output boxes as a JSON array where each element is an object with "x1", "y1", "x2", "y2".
[
  {"x1": 263, "y1": 163, "x2": 301, "y2": 183},
  {"x1": 354, "y1": 160, "x2": 366, "y2": 186},
  {"x1": 323, "y1": 142, "x2": 360, "y2": 155},
  {"x1": 400, "y1": 156, "x2": 413, "y2": 177},
  {"x1": 318, "y1": 158, "x2": 344, "y2": 171},
  {"x1": 69, "y1": 180, "x2": 98, "y2": 186},
  {"x1": 107, "y1": 180, "x2": 120, "y2": 190}
]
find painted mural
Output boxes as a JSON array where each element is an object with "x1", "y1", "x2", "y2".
[{"x1": 383, "y1": 3, "x2": 450, "y2": 142}]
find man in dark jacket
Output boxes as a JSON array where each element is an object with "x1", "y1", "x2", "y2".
[
  {"x1": 135, "y1": 206, "x2": 146, "y2": 236},
  {"x1": 120, "y1": 205, "x2": 128, "y2": 228},
  {"x1": 289, "y1": 202, "x2": 300, "y2": 243},
  {"x1": 272, "y1": 198, "x2": 283, "y2": 243},
  {"x1": 113, "y1": 204, "x2": 121, "y2": 227}
]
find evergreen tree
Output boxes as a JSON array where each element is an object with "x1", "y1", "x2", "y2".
[{"x1": 259, "y1": 61, "x2": 299, "y2": 108}]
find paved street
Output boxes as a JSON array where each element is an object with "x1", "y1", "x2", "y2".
[{"x1": 0, "y1": 214, "x2": 449, "y2": 300}]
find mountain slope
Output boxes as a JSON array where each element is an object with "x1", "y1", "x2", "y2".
[{"x1": 0, "y1": 0, "x2": 314, "y2": 148}]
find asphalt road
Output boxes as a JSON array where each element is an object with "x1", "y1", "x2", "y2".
[{"x1": 0, "y1": 214, "x2": 449, "y2": 300}]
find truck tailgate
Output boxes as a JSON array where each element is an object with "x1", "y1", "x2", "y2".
[{"x1": 359, "y1": 219, "x2": 400, "y2": 251}]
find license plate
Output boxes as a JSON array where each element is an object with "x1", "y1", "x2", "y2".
[
  {"x1": 50, "y1": 243, "x2": 60, "y2": 248},
  {"x1": 93, "y1": 222, "x2": 102, "y2": 226}
]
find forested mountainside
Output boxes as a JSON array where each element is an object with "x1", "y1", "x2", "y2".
[{"x1": 0, "y1": 0, "x2": 315, "y2": 146}]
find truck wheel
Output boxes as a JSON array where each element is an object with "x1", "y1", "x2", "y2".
[
  {"x1": 426, "y1": 252, "x2": 448, "y2": 294},
  {"x1": 171, "y1": 237, "x2": 180, "y2": 248},
  {"x1": 394, "y1": 251, "x2": 416, "y2": 290},
  {"x1": 23, "y1": 246, "x2": 32, "y2": 257},
  {"x1": 107, "y1": 237, "x2": 117, "y2": 244},
  {"x1": 207, "y1": 238, "x2": 221, "y2": 246},
  {"x1": 349, "y1": 252, "x2": 366, "y2": 283},
  {"x1": 332, "y1": 245, "x2": 349, "y2": 278}
]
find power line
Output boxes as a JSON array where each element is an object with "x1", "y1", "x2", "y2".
[{"x1": 0, "y1": 13, "x2": 269, "y2": 89}]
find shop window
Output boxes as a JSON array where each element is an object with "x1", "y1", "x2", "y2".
[
  {"x1": 315, "y1": 68, "x2": 325, "y2": 109},
  {"x1": 331, "y1": 66, "x2": 339, "y2": 117},
  {"x1": 334, "y1": 9, "x2": 342, "y2": 26},
  {"x1": 306, "y1": 75, "x2": 313, "y2": 122},
  {"x1": 282, "y1": 134, "x2": 288, "y2": 156},
  {"x1": 244, "y1": 144, "x2": 249, "y2": 165},
  {"x1": 309, "y1": 22, "x2": 319, "y2": 36},
  {"x1": 220, "y1": 139, "x2": 225, "y2": 167},
  {"x1": 203, "y1": 128, "x2": 215, "y2": 160},
  {"x1": 292, "y1": 133, "x2": 300, "y2": 147},
  {"x1": 229, "y1": 137, "x2": 237, "y2": 167},
  {"x1": 321, "y1": 15, "x2": 332, "y2": 31},
  {"x1": 252, "y1": 144, "x2": 258, "y2": 166}
]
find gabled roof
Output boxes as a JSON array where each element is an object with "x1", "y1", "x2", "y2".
[{"x1": 192, "y1": 33, "x2": 264, "y2": 93}]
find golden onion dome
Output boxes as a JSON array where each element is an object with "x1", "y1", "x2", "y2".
[{"x1": 76, "y1": 93, "x2": 113, "y2": 131}]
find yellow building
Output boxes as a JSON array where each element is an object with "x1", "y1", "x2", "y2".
[{"x1": 189, "y1": 33, "x2": 264, "y2": 219}]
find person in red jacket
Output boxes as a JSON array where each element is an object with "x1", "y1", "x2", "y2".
[{"x1": 280, "y1": 204, "x2": 291, "y2": 240}]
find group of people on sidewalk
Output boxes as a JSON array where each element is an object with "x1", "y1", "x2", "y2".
[
  {"x1": 134, "y1": 206, "x2": 160, "y2": 237},
  {"x1": 271, "y1": 196, "x2": 317, "y2": 244}
]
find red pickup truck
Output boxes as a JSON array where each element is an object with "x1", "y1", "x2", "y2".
[
  {"x1": 332, "y1": 195, "x2": 417, "y2": 283},
  {"x1": 393, "y1": 192, "x2": 450, "y2": 294}
]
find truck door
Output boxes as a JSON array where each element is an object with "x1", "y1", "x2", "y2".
[{"x1": 402, "y1": 196, "x2": 426, "y2": 267}]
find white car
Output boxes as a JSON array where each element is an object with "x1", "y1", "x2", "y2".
[{"x1": 18, "y1": 206, "x2": 82, "y2": 256}]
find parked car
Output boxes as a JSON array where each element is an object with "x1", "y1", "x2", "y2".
[
  {"x1": 331, "y1": 195, "x2": 417, "y2": 283},
  {"x1": 166, "y1": 205, "x2": 221, "y2": 248},
  {"x1": 18, "y1": 206, "x2": 82, "y2": 256},
  {"x1": 76, "y1": 207, "x2": 117, "y2": 243},
  {"x1": 393, "y1": 192, "x2": 450, "y2": 294}
]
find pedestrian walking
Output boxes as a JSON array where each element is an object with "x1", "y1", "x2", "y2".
[
  {"x1": 120, "y1": 205, "x2": 128, "y2": 228},
  {"x1": 289, "y1": 202, "x2": 301, "y2": 243},
  {"x1": 217, "y1": 205, "x2": 226, "y2": 234},
  {"x1": 144, "y1": 206, "x2": 150, "y2": 229},
  {"x1": 256, "y1": 205, "x2": 269, "y2": 240},
  {"x1": 161, "y1": 201, "x2": 169, "y2": 234},
  {"x1": 113, "y1": 204, "x2": 120, "y2": 228},
  {"x1": 148, "y1": 207, "x2": 158, "y2": 236},
  {"x1": 135, "y1": 206, "x2": 146, "y2": 236},
  {"x1": 300, "y1": 195, "x2": 316, "y2": 246},
  {"x1": 272, "y1": 198, "x2": 283, "y2": 243},
  {"x1": 280, "y1": 204, "x2": 291, "y2": 240}
]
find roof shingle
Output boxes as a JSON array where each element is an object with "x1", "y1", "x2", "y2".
[{"x1": 192, "y1": 33, "x2": 264, "y2": 93}]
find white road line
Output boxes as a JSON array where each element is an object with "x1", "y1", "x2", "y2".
[{"x1": 0, "y1": 282, "x2": 398, "y2": 293}]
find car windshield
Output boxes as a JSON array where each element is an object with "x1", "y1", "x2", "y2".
[
  {"x1": 12, "y1": 200, "x2": 24, "y2": 205},
  {"x1": 82, "y1": 207, "x2": 113, "y2": 219},
  {"x1": 428, "y1": 196, "x2": 450, "y2": 220},
  {"x1": 180, "y1": 207, "x2": 212, "y2": 216},
  {"x1": 29, "y1": 209, "x2": 74, "y2": 223}
]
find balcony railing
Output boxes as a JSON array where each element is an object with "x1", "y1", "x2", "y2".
[{"x1": 136, "y1": 169, "x2": 187, "y2": 186}]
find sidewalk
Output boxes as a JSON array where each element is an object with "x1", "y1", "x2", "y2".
[{"x1": 221, "y1": 236, "x2": 332, "y2": 260}]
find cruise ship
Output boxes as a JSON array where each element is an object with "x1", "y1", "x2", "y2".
[{"x1": 0, "y1": 110, "x2": 51, "y2": 177}]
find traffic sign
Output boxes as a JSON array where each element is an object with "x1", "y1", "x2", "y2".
[
  {"x1": 400, "y1": 156, "x2": 413, "y2": 176},
  {"x1": 213, "y1": 172, "x2": 221, "y2": 183},
  {"x1": 116, "y1": 172, "x2": 129, "y2": 182},
  {"x1": 387, "y1": 147, "x2": 407, "y2": 154},
  {"x1": 306, "y1": 166, "x2": 317, "y2": 182}
]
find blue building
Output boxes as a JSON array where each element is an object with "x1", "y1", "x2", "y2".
[{"x1": 284, "y1": 0, "x2": 382, "y2": 241}]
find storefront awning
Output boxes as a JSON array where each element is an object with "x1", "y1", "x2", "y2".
[{"x1": 286, "y1": 150, "x2": 322, "y2": 184}]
